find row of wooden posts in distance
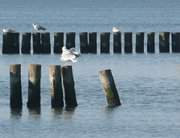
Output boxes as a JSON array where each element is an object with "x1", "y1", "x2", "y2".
[
  {"x1": 10, "y1": 64, "x2": 121, "y2": 111},
  {"x1": 2, "y1": 32, "x2": 180, "y2": 54}
]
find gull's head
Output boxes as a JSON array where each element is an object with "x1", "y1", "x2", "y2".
[
  {"x1": 32, "y1": 23, "x2": 37, "y2": 27},
  {"x1": 62, "y1": 46, "x2": 66, "y2": 52}
]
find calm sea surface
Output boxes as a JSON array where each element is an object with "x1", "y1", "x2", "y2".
[{"x1": 0, "y1": 0, "x2": 180, "y2": 138}]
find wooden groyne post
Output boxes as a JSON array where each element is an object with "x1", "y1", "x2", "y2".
[
  {"x1": 113, "y1": 32, "x2": 121, "y2": 53},
  {"x1": 10, "y1": 64, "x2": 22, "y2": 109},
  {"x1": 27, "y1": 64, "x2": 41, "y2": 109},
  {"x1": 66, "y1": 32, "x2": 75, "y2": 49},
  {"x1": 159, "y1": 32, "x2": 170, "y2": 53},
  {"x1": 147, "y1": 32, "x2": 155, "y2": 53},
  {"x1": 21, "y1": 32, "x2": 31, "y2": 54},
  {"x1": 41, "y1": 32, "x2": 51, "y2": 54},
  {"x1": 89, "y1": 32, "x2": 97, "y2": 53},
  {"x1": 172, "y1": 33, "x2": 180, "y2": 53},
  {"x1": 80, "y1": 32, "x2": 88, "y2": 53},
  {"x1": 99, "y1": 69, "x2": 121, "y2": 107},
  {"x1": 100, "y1": 32, "x2": 110, "y2": 53},
  {"x1": 32, "y1": 32, "x2": 41, "y2": 54},
  {"x1": 61, "y1": 66, "x2": 77, "y2": 108},
  {"x1": 49, "y1": 65, "x2": 64, "y2": 108},
  {"x1": 2, "y1": 32, "x2": 20, "y2": 54},
  {"x1": 124, "y1": 32, "x2": 132, "y2": 53},
  {"x1": 136, "y1": 32, "x2": 144, "y2": 53},
  {"x1": 54, "y1": 32, "x2": 64, "y2": 54}
]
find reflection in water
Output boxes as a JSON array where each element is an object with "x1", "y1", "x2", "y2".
[
  {"x1": 10, "y1": 108, "x2": 22, "y2": 119},
  {"x1": 28, "y1": 108, "x2": 41, "y2": 115}
]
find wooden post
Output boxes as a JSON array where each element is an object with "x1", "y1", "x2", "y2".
[
  {"x1": 80, "y1": 32, "x2": 88, "y2": 53},
  {"x1": 159, "y1": 32, "x2": 170, "y2": 53},
  {"x1": 32, "y1": 32, "x2": 41, "y2": 54},
  {"x1": 27, "y1": 64, "x2": 41, "y2": 109},
  {"x1": 66, "y1": 32, "x2": 75, "y2": 49},
  {"x1": 61, "y1": 66, "x2": 77, "y2": 108},
  {"x1": 21, "y1": 32, "x2": 31, "y2": 54},
  {"x1": 99, "y1": 69, "x2": 121, "y2": 107},
  {"x1": 172, "y1": 33, "x2": 180, "y2": 53},
  {"x1": 54, "y1": 32, "x2": 64, "y2": 54},
  {"x1": 41, "y1": 32, "x2": 51, "y2": 54},
  {"x1": 100, "y1": 32, "x2": 110, "y2": 53},
  {"x1": 113, "y1": 32, "x2": 121, "y2": 53},
  {"x1": 89, "y1": 32, "x2": 97, "y2": 53},
  {"x1": 2, "y1": 32, "x2": 20, "y2": 54},
  {"x1": 136, "y1": 32, "x2": 144, "y2": 53},
  {"x1": 147, "y1": 32, "x2": 155, "y2": 53},
  {"x1": 49, "y1": 65, "x2": 64, "y2": 108},
  {"x1": 10, "y1": 64, "x2": 22, "y2": 109},
  {"x1": 124, "y1": 32, "x2": 132, "y2": 53}
]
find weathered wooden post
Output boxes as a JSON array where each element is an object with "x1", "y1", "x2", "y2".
[
  {"x1": 27, "y1": 64, "x2": 41, "y2": 109},
  {"x1": 54, "y1": 32, "x2": 64, "y2": 54},
  {"x1": 21, "y1": 32, "x2": 31, "y2": 54},
  {"x1": 61, "y1": 66, "x2": 77, "y2": 108},
  {"x1": 32, "y1": 32, "x2": 41, "y2": 54},
  {"x1": 172, "y1": 33, "x2": 180, "y2": 53},
  {"x1": 159, "y1": 32, "x2": 170, "y2": 53},
  {"x1": 2, "y1": 32, "x2": 20, "y2": 54},
  {"x1": 41, "y1": 32, "x2": 51, "y2": 54},
  {"x1": 80, "y1": 32, "x2": 88, "y2": 53},
  {"x1": 113, "y1": 32, "x2": 121, "y2": 53},
  {"x1": 66, "y1": 32, "x2": 75, "y2": 49},
  {"x1": 99, "y1": 69, "x2": 121, "y2": 107},
  {"x1": 100, "y1": 32, "x2": 110, "y2": 53},
  {"x1": 124, "y1": 32, "x2": 132, "y2": 53},
  {"x1": 136, "y1": 32, "x2": 144, "y2": 53},
  {"x1": 89, "y1": 32, "x2": 97, "y2": 53},
  {"x1": 49, "y1": 65, "x2": 64, "y2": 108},
  {"x1": 147, "y1": 32, "x2": 155, "y2": 53},
  {"x1": 10, "y1": 64, "x2": 22, "y2": 109}
]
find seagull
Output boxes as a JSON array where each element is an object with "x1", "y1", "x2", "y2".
[
  {"x1": 32, "y1": 23, "x2": 46, "y2": 31},
  {"x1": 112, "y1": 27, "x2": 120, "y2": 33},
  {"x1": 2, "y1": 28, "x2": 16, "y2": 33},
  {"x1": 60, "y1": 46, "x2": 80, "y2": 63}
]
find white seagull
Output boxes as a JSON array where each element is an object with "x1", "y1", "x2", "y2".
[
  {"x1": 112, "y1": 27, "x2": 120, "y2": 33},
  {"x1": 2, "y1": 28, "x2": 16, "y2": 33},
  {"x1": 60, "y1": 46, "x2": 80, "y2": 63},
  {"x1": 32, "y1": 23, "x2": 46, "y2": 31}
]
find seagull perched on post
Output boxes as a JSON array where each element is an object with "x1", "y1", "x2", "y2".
[
  {"x1": 2, "y1": 28, "x2": 16, "y2": 33},
  {"x1": 60, "y1": 46, "x2": 80, "y2": 63},
  {"x1": 112, "y1": 27, "x2": 120, "y2": 33},
  {"x1": 32, "y1": 23, "x2": 46, "y2": 31}
]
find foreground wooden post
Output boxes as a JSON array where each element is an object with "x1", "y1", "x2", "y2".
[
  {"x1": 32, "y1": 32, "x2": 41, "y2": 54},
  {"x1": 80, "y1": 32, "x2": 88, "y2": 53},
  {"x1": 136, "y1": 32, "x2": 144, "y2": 53},
  {"x1": 41, "y1": 32, "x2": 51, "y2": 54},
  {"x1": 100, "y1": 32, "x2": 110, "y2": 53},
  {"x1": 159, "y1": 32, "x2": 170, "y2": 53},
  {"x1": 27, "y1": 64, "x2": 41, "y2": 109},
  {"x1": 113, "y1": 32, "x2": 121, "y2": 53},
  {"x1": 172, "y1": 33, "x2": 180, "y2": 53},
  {"x1": 147, "y1": 32, "x2": 155, "y2": 53},
  {"x1": 10, "y1": 64, "x2": 22, "y2": 109},
  {"x1": 54, "y1": 32, "x2": 64, "y2": 53},
  {"x1": 99, "y1": 69, "x2": 121, "y2": 107},
  {"x1": 61, "y1": 66, "x2": 77, "y2": 108},
  {"x1": 89, "y1": 32, "x2": 97, "y2": 53},
  {"x1": 66, "y1": 32, "x2": 75, "y2": 49},
  {"x1": 2, "y1": 32, "x2": 20, "y2": 54},
  {"x1": 49, "y1": 65, "x2": 64, "y2": 108},
  {"x1": 21, "y1": 32, "x2": 31, "y2": 54},
  {"x1": 124, "y1": 32, "x2": 132, "y2": 53}
]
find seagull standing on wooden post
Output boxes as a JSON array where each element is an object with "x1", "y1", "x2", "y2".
[{"x1": 32, "y1": 23, "x2": 46, "y2": 32}]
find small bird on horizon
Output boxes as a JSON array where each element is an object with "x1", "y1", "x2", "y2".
[
  {"x1": 60, "y1": 46, "x2": 80, "y2": 63},
  {"x1": 32, "y1": 23, "x2": 46, "y2": 31},
  {"x1": 112, "y1": 27, "x2": 120, "y2": 33}
]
